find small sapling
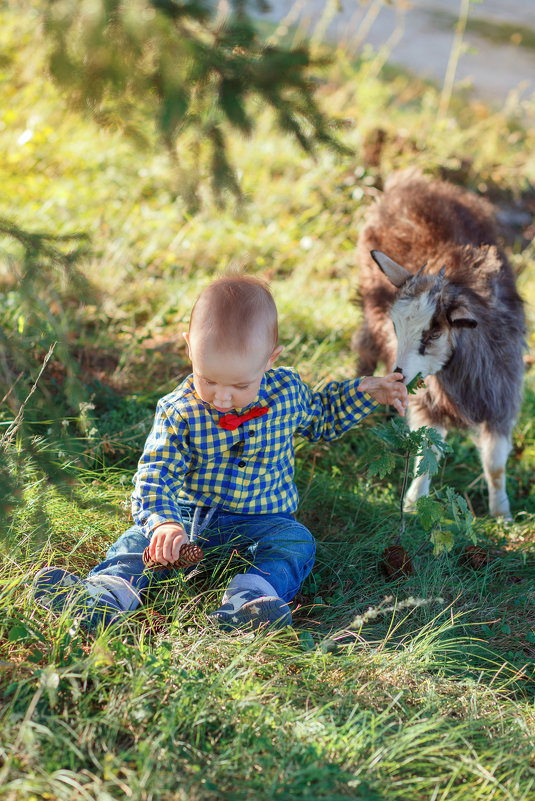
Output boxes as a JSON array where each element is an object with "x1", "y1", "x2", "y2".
[{"x1": 368, "y1": 414, "x2": 475, "y2": 574}]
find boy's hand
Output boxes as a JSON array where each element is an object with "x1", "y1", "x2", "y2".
[
  {"x1": 149, "y1": 522, "x2": 189, "y2": 565},
  {"x1": 359, "y1": 373, "x2": 409, "y2": 417}
]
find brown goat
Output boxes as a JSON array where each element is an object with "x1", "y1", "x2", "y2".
[{"x1": 355, "y1": 169, "x2": 525, "y2": 519}]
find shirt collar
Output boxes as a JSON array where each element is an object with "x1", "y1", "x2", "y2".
[{"x1": 189, "y1": 372, "x2": 270, "y2": 415}]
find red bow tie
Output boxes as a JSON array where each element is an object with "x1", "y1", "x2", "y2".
[{"x1": 219, "y1": 406, "x2": 269, "y2": 431}]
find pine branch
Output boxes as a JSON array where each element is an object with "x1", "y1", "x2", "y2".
[{"x1": 41, "y1": 0, "x2": 352, "y2": 204}]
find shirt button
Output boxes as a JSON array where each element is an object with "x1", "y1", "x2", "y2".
[
  {"x1": 238, "y1": 460, "x2": 246, "y2": 468},
  {"x1": 248, "y1": 430, "x2": 254, "y2": 437}
]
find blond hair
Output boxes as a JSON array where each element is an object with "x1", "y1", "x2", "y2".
[{"x1": 189, "y1": 275, "x2": 278, "y2": 355}]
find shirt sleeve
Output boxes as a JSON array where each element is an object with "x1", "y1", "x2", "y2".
[
  {"x1": 131, "y1": 399, "x2": 190, "y2": 538},
  {"x1": 294, "y1": 376, "x2": 378, "y2": 442}
]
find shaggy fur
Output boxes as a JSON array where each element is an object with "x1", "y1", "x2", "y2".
[{"x1": 354, "y1": 169, "x2": 526, "y2": 518}]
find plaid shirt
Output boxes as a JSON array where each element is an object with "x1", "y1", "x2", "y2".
[{"x1": 131, "y1": 367, "x2": 377, "y2": 536}]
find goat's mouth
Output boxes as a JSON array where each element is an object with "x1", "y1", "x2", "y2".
[
  {"x1": 393, "y1": 366, "x2": 414, "y2": 385},
  {"x1": 393, "y1": 365, "x2": 428, "y2": 389},
  {"x1": 393, "y1": 352, "x2": 446, "y2": 384}
]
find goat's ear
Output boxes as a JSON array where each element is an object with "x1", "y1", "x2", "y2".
[
  {"x1": 371, "y1": 250, "x2": 411, "y2": 288},
  {"x1": 447, "y1": 303, "x2": 478, "y2": 328}
]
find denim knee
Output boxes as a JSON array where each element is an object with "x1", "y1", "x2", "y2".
[
  {"x1": 260, "y1": 519, "x2": 315, "y2": 567},
  {"x1": 294, "y1": 523, "x2": 316, "y2": 567},
  {"x1": 247, "y1": 518, "x2": 316, "y2": 602},
  {"x1": 104, "y1": 525, "x2": 147, "y2": 560}
]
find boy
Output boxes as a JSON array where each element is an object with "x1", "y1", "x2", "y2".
[{"x1": 34, "y1": 275, "x2": 408, "y2": 631}]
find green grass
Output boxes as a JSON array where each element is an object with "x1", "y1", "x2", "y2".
[{"x1": 2, "y1": 4, "x2": 535, "y2": 800}]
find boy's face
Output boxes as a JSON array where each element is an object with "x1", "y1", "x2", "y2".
[{"x1": 184, "y1": 333, "x2": 282, "y2": 412}]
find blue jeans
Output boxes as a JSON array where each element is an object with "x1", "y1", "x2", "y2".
[{"x1": 88, "y1": 504, "x2": 315, "y2": 611}]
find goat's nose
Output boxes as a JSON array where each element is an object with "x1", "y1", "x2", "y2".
[{"x1": 394, "y1": 366, "x2": 404, "y2": 378}]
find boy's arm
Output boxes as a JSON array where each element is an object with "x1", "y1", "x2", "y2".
[
  {"x1": 131, "y1": 399, "x2": 190, "y2": 539},
  {"x1": 294, "y1": 372, "x2": 407, "y2": 442},
  {"x1": 359, "y1": 373, "x2": 408, "y2": 416}
]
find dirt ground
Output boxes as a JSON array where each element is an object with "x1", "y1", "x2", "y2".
[{"x1": 263, "y1": 0, "x2": 535, "y2": 107}]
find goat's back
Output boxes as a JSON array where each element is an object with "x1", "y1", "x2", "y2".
[{"x1": 358, "y1": 170, "x2": 499, "y2": 282}]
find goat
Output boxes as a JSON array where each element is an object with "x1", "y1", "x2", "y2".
[{"x1": 355, "y1": 170, "x2": 525, "y2": 519}]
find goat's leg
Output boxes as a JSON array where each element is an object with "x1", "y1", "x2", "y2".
[
  {"x1": 404, "y1": 406, "x2": 447, "y2": 512},
  {"x1": 476, "y1": 425, "x2": 512, "y2": 520}
]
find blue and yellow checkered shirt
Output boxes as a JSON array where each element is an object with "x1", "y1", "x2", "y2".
[{"x1": 131, "y1": 367, "x2": 377, "y2": 536}]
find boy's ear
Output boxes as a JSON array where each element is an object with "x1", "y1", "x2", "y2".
[
  {"x1": 183, "y1": 332, "x2": 192, "y2": 359},
  {"x1": 268, "y1": 344, "x2": 284, "y2": 367}
]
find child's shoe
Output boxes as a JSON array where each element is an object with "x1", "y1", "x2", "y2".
[
  {"x1": 33, "y1": 567, "x2": 124, "y2": 629},
  {"x1": 209, "y1": 587, "x2": 292, "y2": 631}
]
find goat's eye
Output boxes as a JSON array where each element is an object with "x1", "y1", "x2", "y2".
[{"x1": 419, "y1": 329, "x2": 442, "y2": 354}]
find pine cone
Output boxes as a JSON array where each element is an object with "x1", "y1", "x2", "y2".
[
  {"x1": 142, "y1": 542, "x2": 204, "y2": 571},
  {"x1": 460, "y1": 545, "x2": 489, "y2": 570},
  {"x1": 382, "y1": 545, "x2": 413, "y2": 579}
]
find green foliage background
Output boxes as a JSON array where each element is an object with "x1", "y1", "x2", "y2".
[{"x1": 1, "y1": 2, "x2": 535, "y2": 799}]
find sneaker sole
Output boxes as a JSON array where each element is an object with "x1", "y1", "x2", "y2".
[{"x1": 210, "y1": 596, "x2": 292, "y2": 631}]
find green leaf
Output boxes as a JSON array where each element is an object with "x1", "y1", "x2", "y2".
[
  {"x1": 445, "y1": 487, "x2": 474, "y2": 535},
  {"x1": 526, "y1": 632, "x2": 535, "y2": 644},
  {"x1": 416, "y1": 496, "x2": 443, "y2": 531},
  {"x1": 415, "y1": 445, "x2": 439, "y2": 478},
  {"x1": 299, "y1": 631, "x2": 315, "y2": 652},
  {"x1": 430, "y1": 526, "x2": 454, "y2": 554},
  {"x1": 406, "y1": 372, "x2": 424, "y2": 394},
  {"x1": 7, "y1": 624, "x2": 31, "y2": 642},
  {"x1": 424, "y1": 427, "x2": 450, "y2": 457},
  {"x1": 27, "y1": 649, "x2": 45, "y2": 664},
  {"x1": 368, "y1": 450, "x2": 396, "y2": 480}
]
